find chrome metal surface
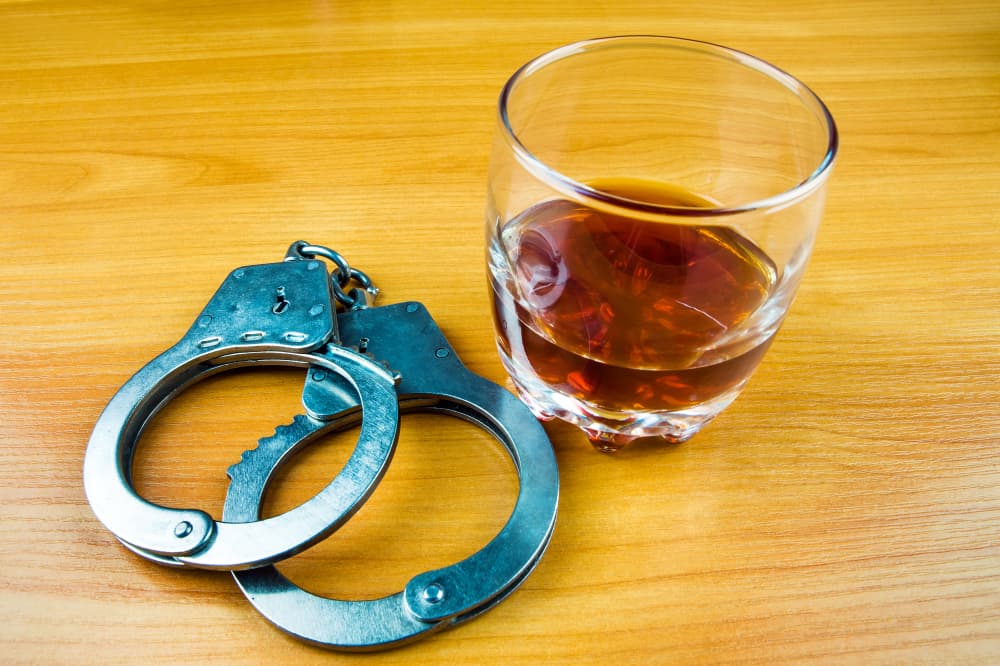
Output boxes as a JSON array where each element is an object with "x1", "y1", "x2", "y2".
[
  {"x1": 224, "y1": 302, "x2": 560, "y2": 650},
  {"x1": 83, "y1": 257, "x2": 401, "y2": 569},
  {"x1": 83, "y1": 244, "x2": 559, "y2": 650}
]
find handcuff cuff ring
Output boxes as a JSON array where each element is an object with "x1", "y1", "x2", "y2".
[
  {"x1": 223, "y1": 302, "x2": 560, "y2": 650},
  {"x1": 83, "y1": 257, "x2": 401, "y2": 570}
]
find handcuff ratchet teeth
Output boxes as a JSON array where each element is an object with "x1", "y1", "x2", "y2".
[{"x1": 82, "y1": 241, "x2": 559, "y2": 650}]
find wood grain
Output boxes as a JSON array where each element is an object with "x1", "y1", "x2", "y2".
[{"x1": 1, "y1": 1, "x2": 998, "y2": 663}]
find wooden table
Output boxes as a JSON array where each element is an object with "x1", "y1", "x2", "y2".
[{"x1": 2, "y1": 1, "x2": 998, "y2": 662}]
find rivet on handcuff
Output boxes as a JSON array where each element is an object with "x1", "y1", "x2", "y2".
[{"x1": 82, "y1": 241, "x2": 560, "y2": 650}]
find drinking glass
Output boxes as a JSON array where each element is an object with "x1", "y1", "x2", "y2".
[{"x1": 485, "y1": 36, "x2": 838, "y2": 452}]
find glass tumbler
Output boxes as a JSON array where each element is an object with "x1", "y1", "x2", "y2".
[{"x1": 485, "y1": 36, "x2": 838, "y2": 452}]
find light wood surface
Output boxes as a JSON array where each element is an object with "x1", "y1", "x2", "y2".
[{"x1": 2, "y1": 1, "x2": 998, "y2": 663}]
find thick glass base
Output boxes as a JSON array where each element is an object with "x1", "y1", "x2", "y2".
[{"x1": 498, "y1": 346, "x2": 744, "y2": 453}]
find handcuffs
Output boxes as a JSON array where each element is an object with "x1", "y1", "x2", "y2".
[{"x1": 83, "y1": 241, "x2": 559, "y2": 650}]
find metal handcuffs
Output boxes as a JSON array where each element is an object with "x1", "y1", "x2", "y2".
[
  {"x1": 224, "y1": 301, "x2": 559, "y2": 650},
  {"x1": 82, "y1": 242, "x2": 559, "y2": 649},
  {"x1": 83, "y1": 246, "x2": 401, "y2": 569}
]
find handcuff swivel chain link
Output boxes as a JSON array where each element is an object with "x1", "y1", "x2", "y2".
[{"x1": 286, "y1": 240, "x2": 380, "y2": 310}]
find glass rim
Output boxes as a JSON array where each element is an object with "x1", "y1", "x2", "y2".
[{"x1": 497, "y1": 35, "x2": 839, "y2": 218}]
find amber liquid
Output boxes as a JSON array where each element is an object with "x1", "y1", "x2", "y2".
[{"x1": 491, "y1": 178, "x2": 778, "y2": 414}]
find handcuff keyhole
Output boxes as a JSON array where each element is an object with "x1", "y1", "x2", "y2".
[{"x1": 273, "y1": 286, "x2": 290, "y2": 314}]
